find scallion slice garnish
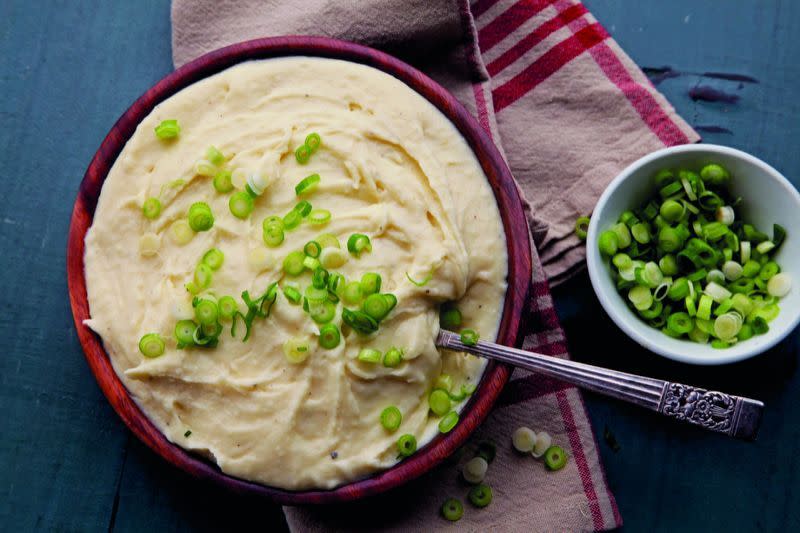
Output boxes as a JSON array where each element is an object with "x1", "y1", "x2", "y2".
[
  {"x1": 439, "y1": 305, "x2": 462, "y2": 330},
  {"x1": 283, "y1": 337, "x2": 310, "y2": 364},
  {"x1": 342, "y1": 308, "x2": 378, "y2": 335},
  {"x1": 347, "y1": 234, "x2": 372, "y2": 257},
  {"x1": 304, "y1": 240, "x2": 322, "y2": 258},
  {"x1": 360, "y1": 273, "x2": 381, "y2": 296},
  {"x1": 305, "y1": 132, "x2": 322, "y2": 153},
  {"x1": 154, "y1": 119, "x2": 180, "y2": 139},
  {"x1": 382, "y1": 347, "x2": 403, "y2": 367},
  {"x1": 202, "y1": 248, "x2": 224, "y2": 270},
  {"x1": 213, "y1": 170, "x2": 234, "y2": 193},
  {"x1": 460, "y1": 329, "x2": 479, "y2": 346},
  {"x1": 307, "y1": 209, "x2": 331, "y2": 225},
  {"x1": 380, "y1": 406, "x2": 402, "y2": 432},
  {"x1": 138, "y1": 333, "x2": 165, "y2": 358},
  {"x1": 438, "y1": 411, "x2": 459, "y2": 433},
  {"x1": 174, "y1": 320, "x2": 197, "y2": 347},
  {"x1": 295, "y1": 144, "x2": 311, "y2": 164},
  {"x1": 397, "y1": 434, "x2": 417, "y2": 458},
  {"x1": 229, "y1": 191, "x2": 254, "y2": 219},
  {"x1": 318, "y1": 323, "x2": 341, "y2": 349},
  {"x1": 357, "y1": 348, "x2": 382, "y2": 363},
  {"x1": 428, "y1": 389, "x2": 452, "y2": 417},
  {"x1": 295, "y1": 174, "x2": 320, "y2": 196},
  {"x1": 142, "y1": 197, "x2": 162, "y2": 220},
  {"x1": 206, "y1": 146, "x2": 225, "y2": 166}
]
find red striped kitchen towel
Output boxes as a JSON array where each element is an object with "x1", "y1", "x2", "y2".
[{"x1": 172, "y1": 0, "x2": 698, "y2": 530}]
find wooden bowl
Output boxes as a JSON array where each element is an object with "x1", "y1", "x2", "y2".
[{"x1": 67, "y1": 36, "x2": 532, "y2": 504}]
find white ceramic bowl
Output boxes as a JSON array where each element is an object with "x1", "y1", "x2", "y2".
[{"x1": 587, "y1": 144, "x2": 800, "y2": 365}]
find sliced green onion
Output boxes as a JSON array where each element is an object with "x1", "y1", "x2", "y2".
[
  {"x1": 704, "y1": 281, "x2": 732, "y2": 302},
  {"x1": 706, "y1": 269, "x2": 726, "y2": 285},
  {"x1": 714, "y1": 298, "x2": 734, "y2": 316},
  {"x1": 295, "y1": 144, "x2": 311, "y2": 164},
  {"x1": 667, "y1": 312, "x2": 693, "y2": 335},
  {"x1": 362, "y1": 293, "x2": 391, "y2": 321},
  {"x1": 282, "y1": 209, "x2": 302, "y2": 230},
  {"x1": 342, "y1": 281, "x2": 363, "y2": 305},
  {"x1": 700, "y1": 163, "x2": 730, "y2": 185},
  {"x1": 317, "y1": 233, "x2": 340, "y2": 249},
  {"x1": 154, "y1": 119, "x2": 180, "y2": 139},
  {"x1": 756, "y1": 240, "x2": 776, "y2": 255},
  {"x1": 305, "y1": 132, "x2": 322, "y2": 153},
  {"x1": 685, "y1": 296, "x2": 697, "y2": 316},
  {"x1": 759, "y1": 261, "x2": 780, "y2": 281},
  {"x1": 611, "y1": 223, "x2": 632, "y2": 248},
  {"x1": 688, "y1": 326, "x2": 710, "y2": 344},
  {"x1": 440, "y1": 305, "x2": 462, "y2": 330},
  {"x1": 380, "y1": 406, "x2": 402, "y2": 432},
  {"x1": 293, "y1": 200, "x2": 312, "y2": 217},
  {"x1": 658, "y1": 226, "x2": 682, "y2": 252},
  {"x1": 212, "y1": 170, "x2": 234, "y2": 193},
  {"x1": 722, "y1": 260, "x2": 743, "y2": 281},
  {"x1": 574, "y1": 216, "x2": 590, "y2": 240},
  {"x1": 174, "y1": 320, "x2": 197, "y2": 346},
  {"x1": 304, "y1": 240, "x2": 322, "y2": 258},
  {"x1": 751, "y1": 316, "x2": 769, "y2": 334},
  {"x1": 658, "y1": 254, "x2": 678, "y2": 276},
  {"x1": 397, "y1": 434, "x2": 417, "y2": 458},
  {"x1": 202, "y1": 248, "x2": 224, "y2": 270},
  {"x1": 438, "y1": 411, "x2": 459, "y2": 433},
  {"x1": 697, "y1": 294, "x2": 713, "y2": 320},
  {"x1": 320, "y1": 247, "x2": 348, "y2": 269},
  {"x1": 318, "y1": 323, "x2": 341, "y2": 349},
  {"x1": 613, "y1": 253, "x2": 633, "y2": 270},
  {"x1": 468, "y1": 484, "x2": 493, "y2": 508},
  {"x1": 737, "y1": 323, "x2": 754, "y2": 341},
  {"x1": 428, "y1": 389, "x2": 452, "y2": 416},
  {"x1": 347, "y1": 233, "x2": 373, "y2": 257},
  {"x1": 229, "y1": 191, "x2": 254, "y2": 219},
  {"x1": 327, "y1": 273, "x2": 345, "y2": 294},
  {"x1": 714, "y1": 312, "x2": 743, "y2": 340},
  {"x1": 303, "y1": 256, "x2": 320, "y2": 271},
  {"x1": 357, "y1": 348, "x2": 382, "y2": 363},
  {"x1": 283, "y1": 337, "x2": 310, "y2": 364},
  {"x1": 295, "y1": 173, "x2": 320, "y2": 196},
  {"x1": 382, "y1": 346, "x2": 403, "y2": 367},
  {"x1": 441, "y1": 498, "x2": 463, "y2": 521},
  {"x1": 460, "y1": 328, "x2": 479, "y2": 346},
  {"x1": 283, "y1": 285, "x2": 302, "y2": 305},
  {"x1": 659, "y1": 181, "x2": 683, "y2": 198},
  {"x1": 703, "y1": 222, "x2": 728, "y2": 242},
  {"x1": 434, "y1": 374, "x2": 453, "y2": 392},
  {"x1": 360, "y1": 272, "x2": 382, "y2": 296},
  {"x1": 477, "y1": 440, "x2": 497, "y2": 463},
  {"x1": 716, "y1": 205, "x2": 735, "y2": 225},
  {"x1": 139, "y1": 333, "x2": 166, "y2": 358},
  {"x1": 311, "y1": 267, "x2": 329, "y2": 290},
  {"x1": 628, "y1": 286, "x2": 653, "y2": 311},
  {"x1": 194, "y1": 159, "x2": 217, "y2": 177},
  {"x1": 667, "y1": 277, "x2": 689, "y2": 300},
  {"x1": 283, "y1": 251, "x2": 306, "y2": 276},
  {"x1": 192, "y1": 263, "x2": 213, "y2": 292},
  {"x1": 194, "y1": 298, "x2": 219, "y2": 325},
  {"x1": 305, "y1": 285, "x2": 328, "y2": 302},
  {"x1": 308, "y1": 209, "x2": 331, "y2": 225},
  {"x1": 660, "y1": 199, "x2": 684, "y2": 222},
  {"x1": 263, "y1": 223, "x2": 285, "y2": 248},
  {"x1": 218, "y1": 296, "x2": 238, "y2": 319},
  {"x1": 544, "y1": 445, "x2": 568, "y2": 470},
  {"x1": 598, "y1": 230, "x2": 619, "y2": 256},
  {"x1": 343, "y1": 308, "x2": 379, "y2": 335},
  {"x1": 142, "y1": 197, "x2": 162, "y2": 220},
  {"x1": 308, "y1": 300, "x2": 336, "y2": 324},
  {"x1": 767, "y1": 273, "x2": 792, "y2": 298}
]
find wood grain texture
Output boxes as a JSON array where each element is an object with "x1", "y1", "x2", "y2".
[
  {"x1": 2, "y1": 0, "x2": 800, "y2": 531},
  {"x1": 66, "y1": 36, "x2": 532, "y2": 504}
]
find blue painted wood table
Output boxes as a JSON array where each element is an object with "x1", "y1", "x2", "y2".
[{"x1": 1, "y1": 1, "x2": 797, "y2": 531}]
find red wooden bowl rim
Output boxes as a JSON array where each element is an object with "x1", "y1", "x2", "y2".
[{"x1": 67, "y1": 36, "x2": 532, "y2": 504}]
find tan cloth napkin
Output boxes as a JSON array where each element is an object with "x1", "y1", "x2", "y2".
[{"x1": 172, "y1": 0, "x2": 698, "y2": 530}]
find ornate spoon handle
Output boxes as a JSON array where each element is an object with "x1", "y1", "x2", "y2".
[{"x1": 437, "y1": 330, "x2": 763, "y2": 440}]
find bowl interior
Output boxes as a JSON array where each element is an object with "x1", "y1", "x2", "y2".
[
  {"x1": 67, "y1": 36, "x2": 532, "y2": 503},
  {"x1": 587, "y1": 144, "x2": 800, "y2": 365}
]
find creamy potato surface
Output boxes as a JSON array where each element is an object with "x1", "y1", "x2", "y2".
[{"x1": 85, "y1": 57, "x2": 507, "y2": 489}]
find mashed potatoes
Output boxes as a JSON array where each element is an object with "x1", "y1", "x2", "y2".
[{"x1": 84, "y1": 57, "x2": 507, "y2": 489}]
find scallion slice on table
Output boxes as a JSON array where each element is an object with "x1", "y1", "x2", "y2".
[
  {"x1": 597, "y1": 162, "x2": 791, "y2": 347},
  {"x1": 154, "y1": 119, "x2": 180, "y2": 139},
  {"x1": 468, "y1": 484, "x2": 493, "y2": 508},
  {"x1": 138, "y1": 333, "x2": 165, "y2": 358},
  {"x1": 543, "y1": 445, "x2": 568, "y2": 470},
  {"x1": 462, "y1": 457, "x2": 488, "y2": 484},
  {"x1": 441, "y1": 498, "x2": 464, "y2": 522},
  {"x1": 574, "y1": 216, "x2": 590, "y2": 240},
  {"x1": 380, "y1": 406, "x2": 402, "y2": 432}
]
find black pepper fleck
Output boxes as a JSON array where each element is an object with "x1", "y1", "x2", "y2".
[{"x1": 330, "y1": 451, "x2": 338, "y2": 459}]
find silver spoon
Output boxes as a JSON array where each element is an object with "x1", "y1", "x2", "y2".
[{"x1": 437, "y1": 330, "x2": 763, "y2": 440}]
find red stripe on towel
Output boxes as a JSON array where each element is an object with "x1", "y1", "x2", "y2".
[{"x1": 478, "y1": 0, "x2": 556, "y2": 53}]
